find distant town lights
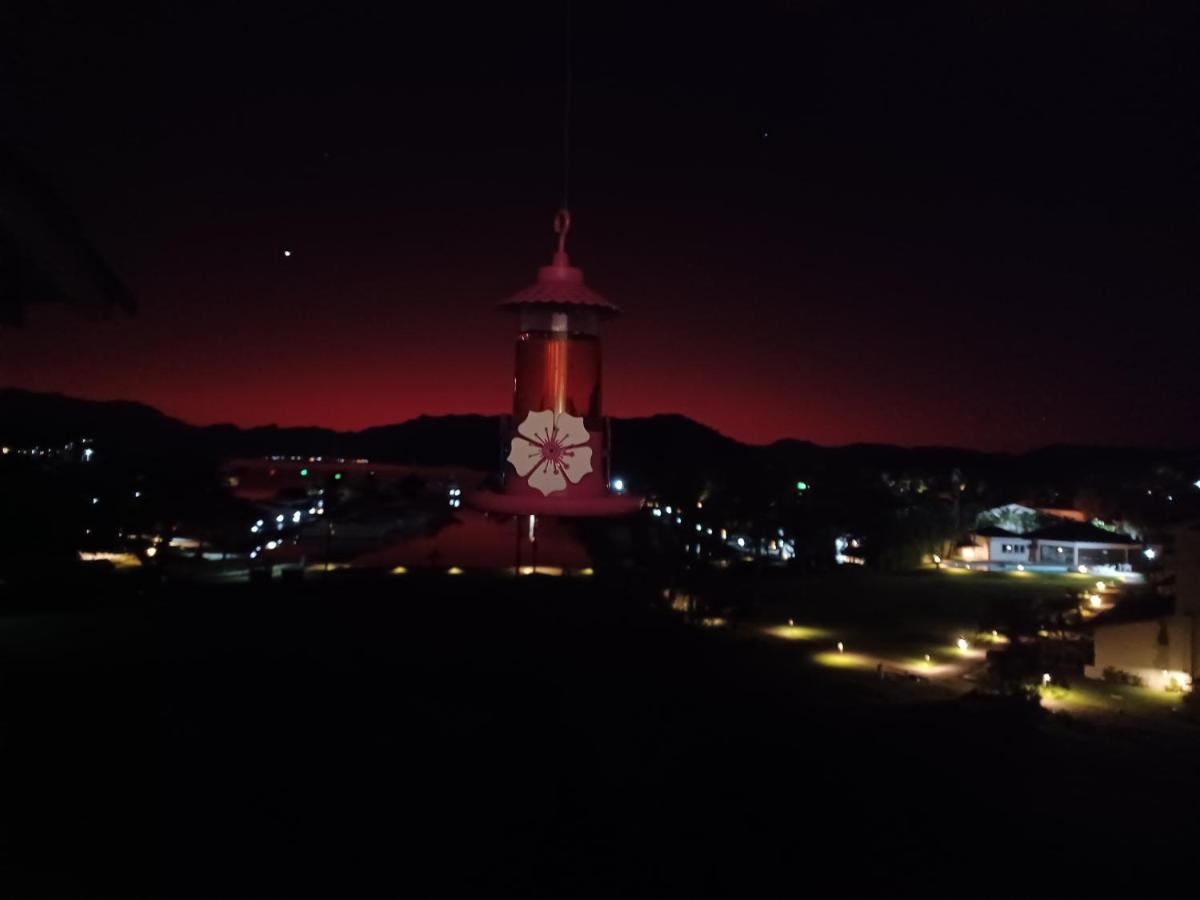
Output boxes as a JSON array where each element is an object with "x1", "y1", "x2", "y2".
[
  {"x1": 956, "y1": 637, "x2": 969, "y2": 651},
  {"x1": 612, "y1": 478, "x2": 625, "y2": 492},
  {"x1": 145, "y1": 546, "x2": 157, "y2": 558},
  {"x1": 1144, "y1": 548, "x2": 1157, "y2": 560},
  {"x1": 737, "y1": 537, "x2": 746, "y2": 548}
]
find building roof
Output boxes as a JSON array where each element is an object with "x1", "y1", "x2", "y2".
[
  {"x1": 1087, "y1": 595, "x2": 1174, "y2": 629},
  {"x1": 975, "y1": 525, "x2": 1021, "y2": 538},
  {"x1": 1024, "y1": 522, "x2": 1140, "y2": 545}
]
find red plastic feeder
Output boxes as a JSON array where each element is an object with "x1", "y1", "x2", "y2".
[{"x1": 469, "y1": 210, "x2": 642, "y2": 517}]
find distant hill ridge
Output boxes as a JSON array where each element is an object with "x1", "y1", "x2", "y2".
[{"x1": 1, "y1": 388, "x2": 1194, "y2": 487}]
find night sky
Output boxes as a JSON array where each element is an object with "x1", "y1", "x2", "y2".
[{"x1": 3, "y1": 2, "x2": 1198, "y2": 449}]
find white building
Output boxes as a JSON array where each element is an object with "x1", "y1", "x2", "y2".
[
  {"x1": 1085, "y1": 521, "x2": 1199, "y2": 692},
  {"x1": 955, "y1": 526, "x2": 1031, "y2": 565},
  {"x1": 1025, "y1": 522, "x2": 1142, "y2": 570}
]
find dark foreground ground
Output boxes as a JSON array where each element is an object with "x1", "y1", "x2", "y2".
[{"x1": 1, "y1": 571, "x2": 1197, "y2": 898}]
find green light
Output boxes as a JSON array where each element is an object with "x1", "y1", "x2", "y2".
[
  {"x1": 300, "y1": 468, "x2": 309, "y2": 477},
  {"x1": 795, "y1": 481, "x2": 809, "y2": 491},
  {"x1": 334, "y1": 472, "x2": 343, "y2": 480}
]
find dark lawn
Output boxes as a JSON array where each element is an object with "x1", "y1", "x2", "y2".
[{"x1": 1, "y1": 571, "x2": 1196, "y2": 898}]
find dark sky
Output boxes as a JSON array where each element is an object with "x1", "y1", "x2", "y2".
[{"x1": 3, "y1": 1, "x2": 1198, "y2": 449}]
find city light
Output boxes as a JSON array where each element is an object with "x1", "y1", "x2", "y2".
[
  {"x1": 956, "y1": 637, "x2": 969, "y2": 651},
  {"x1": 836, "y1": 641, "x2": 844, "y2": 653},
  {"x1": 276, "y1": 514, "x2": 285, "y2": 522},
  {"x1": 1095, "y1": 581, "x2": 1106, "y2": 592},
  {"x1": 1042, "y1": 673, "x2": 1051, "y2": 685},
  {"x1": 612, "y1": 477, "x2": 625, "y2": 492},
  {"x1": 300, "y1": 468, "x2": 309, "y2": 476},
  {"x1": 1089, "y1": 594, "x2": 1102, "y2": 608},
  {"x1": 292, "y1": 511, "x2": 301, "y2": 523},
  {"x1": 1016, "y1": 564, "x2": 1025, "y2": 571},
  {"x1": 737, "y1": 537, "x2": 746, "y2": 547},
  {"x1": 1144, "y1": 548, "x2": 1156, "y2": 560},
  {"x1": 145, "y1": 546, "x2": 157, "y2": 558},
  {"x1": 265, "y1": 541, "x2": 278, "y2": 550},
  {"x1": 1077, "y1": 565, "x2": 1088, "y2": 574},
  {"x1": 334, "y1": 473, "x2": 343, "y2": 480},
  {"x1": 652, "y1": 508, "x2": 662, "y2": 517},
  {"x1": 795, "y1": 481, "x2": 808, "y2": 491}
]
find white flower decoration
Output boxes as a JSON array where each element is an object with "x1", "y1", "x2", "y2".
[{"x1": 507, "y1": 409, "x2": 594, "y2": 496}]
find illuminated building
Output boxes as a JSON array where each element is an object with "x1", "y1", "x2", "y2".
[
  {"x1": 953, "y1": 521, "x2": 1150, "y2": 572},
  {"x1": 1085, "y1": 522, "x2": 1199, "y2": 692}
]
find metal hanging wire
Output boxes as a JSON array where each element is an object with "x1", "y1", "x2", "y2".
[{"x1": 560, "y1": 0, "x2": 573, "y2": 213}]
